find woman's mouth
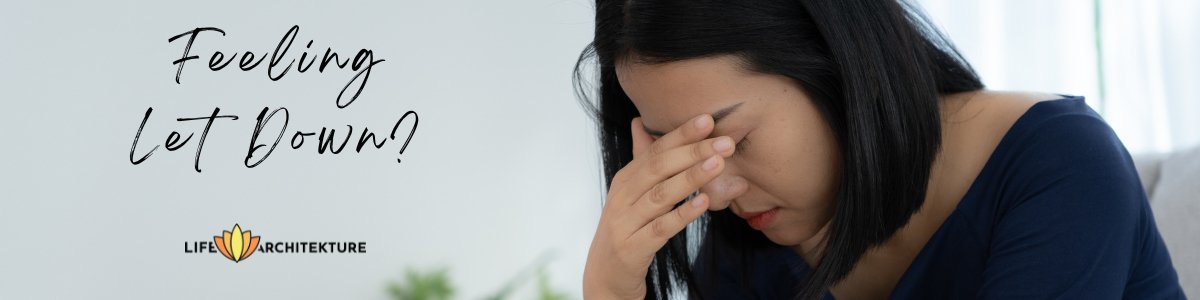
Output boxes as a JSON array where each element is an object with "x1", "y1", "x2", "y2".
[{"x1": 738, "y1": 208, "x2": 780, "y2": 230}]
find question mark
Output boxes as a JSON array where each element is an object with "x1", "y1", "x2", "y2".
[{"x1": 389, "y1": 110, "x2": 419, "y2": 163}]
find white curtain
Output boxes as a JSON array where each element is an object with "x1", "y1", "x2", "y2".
[{"x1": 916, "y1": 0, "x2": 1200, "y2": 154}]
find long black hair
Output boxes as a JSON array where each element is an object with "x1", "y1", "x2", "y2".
[{"x1": 573, "y1": 0, "x2": 984, "y2": 299}]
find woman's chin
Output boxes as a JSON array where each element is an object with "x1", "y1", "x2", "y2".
[{"x1": 761, "y1": 228, "x2": 804, "y2": 247}]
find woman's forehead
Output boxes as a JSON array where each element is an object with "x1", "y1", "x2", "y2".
[{"x1": 616, "y1": 57, "x2": 790, "y2": 134}]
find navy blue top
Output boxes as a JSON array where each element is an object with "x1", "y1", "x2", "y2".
[{"x1": 693, "y1": 96, "x2": 1186, "y2": 299}]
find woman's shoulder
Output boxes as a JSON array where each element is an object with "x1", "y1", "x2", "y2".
[
  {"x1": 944, "y1": 90, "x2": 1119, "y2": 176},
  {"x1": 954, "y1": 93, "x2": 1185, "y2": 298},
  {"x1": 952, "y1": 91, "x2": 1138, "y2": 206},
  {"x1": 978, "y1": 92, "x2": 1127, "y2": 179},
  {"x1": 932, "y1": 91, "x2": 1099, "y2": 214},
  {"x1": 940, "y1": 90, "x2": 1070, "y2": 143},
  {"x1": 935, "y1": 90, "x2": 1152, "y2": 243}
]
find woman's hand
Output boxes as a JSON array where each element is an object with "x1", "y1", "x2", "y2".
[{"x1": 583, "y1": 114, "x2": 736, "y2": 299}]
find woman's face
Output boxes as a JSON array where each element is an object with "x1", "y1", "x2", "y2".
[{"x1": 616, "y1": 54, "x2": 842, "y2": 249}]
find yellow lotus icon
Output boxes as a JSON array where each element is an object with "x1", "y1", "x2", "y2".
[{"x1": 213, "y1": 224, "x2": 260, "y2": 263}]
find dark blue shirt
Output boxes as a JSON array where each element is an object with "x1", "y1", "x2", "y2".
[{"x1": 693, "y1": 96, "x2": 1186, "y2": 299}]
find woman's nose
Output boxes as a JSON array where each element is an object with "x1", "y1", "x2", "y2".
[{"x1": 701, "y1": 173, "x2": 748, "y2": 211}]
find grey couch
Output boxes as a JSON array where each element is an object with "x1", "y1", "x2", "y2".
[{"x1": 1134, "y1": 146, "x2": 1200, "y2": 296}]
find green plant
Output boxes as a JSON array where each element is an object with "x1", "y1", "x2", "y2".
[
  {"x1": 534, "y1": 267, "x2": 571, "y2": 300},
  {"x1": 387, "y1": 267, "x2": 455, "y2": 300},
  {"x1": 386, "y1": 251, "x2": 573, "y2": 300}
]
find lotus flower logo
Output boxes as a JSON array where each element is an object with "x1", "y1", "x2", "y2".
[{"x1": 213, "y1": 224, "x2": 260, "y2": 263}]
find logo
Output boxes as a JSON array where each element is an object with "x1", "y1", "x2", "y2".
[
  {"x1": 185, "y1": 223, "x2": 367, "y2": 263},
  {"x1": 214, "y1": 224, "x2": 260, "y2": 263}
]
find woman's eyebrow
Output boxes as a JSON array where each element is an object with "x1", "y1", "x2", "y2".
[{"x1": 645, "y1": 102, "x2": 745, "y2": 137}]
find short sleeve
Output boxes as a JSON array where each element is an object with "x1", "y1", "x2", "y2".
[{"x1": 977, "y1": 110, "x2": 1184, "y2": 299}]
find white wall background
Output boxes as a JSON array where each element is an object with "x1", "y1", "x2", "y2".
[
  {"x1": 918, "y1": 0, "x2": 1200, "y2": 153},
  {"x1": 0, "y1": 0, "x2": 601, "y2": 299}
]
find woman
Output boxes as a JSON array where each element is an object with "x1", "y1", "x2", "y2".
[{"x1": 575, "y1": 0, "x2": 1185, "y2": 299}]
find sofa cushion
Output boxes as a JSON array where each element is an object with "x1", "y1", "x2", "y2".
[
  {"x1": 1133, "y1": 152, "x2": 1166, "y2": 198},
  {"x1": 1149, "y1": 145, "x2": 1200, "y2": 297}
]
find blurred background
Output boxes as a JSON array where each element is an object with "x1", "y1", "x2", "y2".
[
  {"x1": 0, "y1": 0, "x2": 1195, "y2": 299},
  {"x1": 920, "y1": 0, "x2": 1199, "y2": 154}
]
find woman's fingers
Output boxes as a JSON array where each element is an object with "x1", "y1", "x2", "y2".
[
  {"x1": 609, "y1": 136, "x2": 735, "y2": 208},
  {"x1": 585, "y1": 114, "x2": 736, "y2": 300},
  {"x1": 630, "y1": 117, "x2": 657, "y2": 159},
  {"x1": 617, "y1": 154, "x2": 726, "y2": 233},
  {"x1": 617, "y1": 114, "x2": 712, "y2": 189},
  {"x1": 631, "y1": 114, "x2": 714, "y2": 160},
  {"x1": 629, "y1": 192, "x2": 710, "y2": 248}
]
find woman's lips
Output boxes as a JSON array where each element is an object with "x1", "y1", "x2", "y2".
[{"x1": 739, "y1": 208, "x2": 780, "y2": 230}]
